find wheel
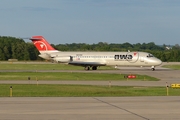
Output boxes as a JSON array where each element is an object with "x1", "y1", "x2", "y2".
[
  {"x1": 151, "y1": 66, "x2": 155, "y2": 71},
  {"x1": 85, "y1": 66, "x2": 90, "y2": 70},
  {"x1": 92, "y1": 66, "x2": 97, "y2": 70}
]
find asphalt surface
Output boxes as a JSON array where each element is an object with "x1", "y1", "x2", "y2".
[{"x1": 0, "y1": 97, "x2": 180, "y2": 120}]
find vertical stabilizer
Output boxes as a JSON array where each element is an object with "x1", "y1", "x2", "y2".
[{"x1": 30, "y1": 36, "x2": 58, "y2": 53}]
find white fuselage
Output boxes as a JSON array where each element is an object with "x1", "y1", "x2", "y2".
[{"x1": 39, "y1": 51, "x2": 162, "y2": 67}]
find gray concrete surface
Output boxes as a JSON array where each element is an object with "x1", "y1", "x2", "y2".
[
  {"x1": 0, "y1": 80, "x2": 176, "y2": 87},
  {"x1": 0, "y1": 97, "x2": 180, "y2": 120}
]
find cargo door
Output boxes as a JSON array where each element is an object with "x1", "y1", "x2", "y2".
[{"x1": 140, "y1": 56, "x2": 144, "y2": 62}]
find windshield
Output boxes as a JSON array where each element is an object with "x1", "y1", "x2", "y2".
[{"x1": 147, "y1": 54, "x2": 154, "y2": 58}]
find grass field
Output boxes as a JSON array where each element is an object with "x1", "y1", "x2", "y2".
[
  {"x1": 1, "y1": 84, "x2": 180, "y2": 97},
  {"x1": 0, "y1": 62, "x2": 168, "y2": 97},
  {"x1": 0, "y1": 72, "x2": 158, "y2": 81},
  {"x1": 163, "y1": 65, "x2": 180, "y2": 70},
  {"x1": 0, "y1": 62, "x2": 158, "y2": 81},
  {"x1": 0, "y1": 62, "x2": 116, "y2": 70}
]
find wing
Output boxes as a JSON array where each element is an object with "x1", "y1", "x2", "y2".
[{"x1": 68, "y1": 61, "x2": 106, "y2": 66}]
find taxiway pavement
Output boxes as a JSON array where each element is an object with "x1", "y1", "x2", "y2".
[{"x1": 0, "y1": 97, "x2": 180, "y2": 120}]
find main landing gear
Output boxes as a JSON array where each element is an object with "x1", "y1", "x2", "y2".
[
  {"x1": 151, "y1": 66, "x2": 155, "y2": 71},
  {"x1": 84, "y1": 66, "x2": 90, "y2": 70},
  {"x1": 84, "y1": 66, "x2": 97, "y2": 70}
]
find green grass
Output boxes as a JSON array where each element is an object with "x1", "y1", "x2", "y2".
[
  {"x1": 1, "y1": 84, "x2": 179, "y2": 97},
  {"x1": 0, "y1": 62, "x2": 159, "y2": 81},
  {"x1": 0, "y1": 72, "x2": 158, "y2": 81},
  {"x1": 163, "y1": 65, "x2": 180, "y2": 70},
  {"x1": 0, "y1": 62, "x2": 116, "y2": 70}
]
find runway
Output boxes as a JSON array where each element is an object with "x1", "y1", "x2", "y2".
[{"x1": 0, "y1": 97, "x2": 180, "y2": 120}]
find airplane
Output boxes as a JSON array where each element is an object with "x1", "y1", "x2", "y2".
[{"x1": 29, "y1": 36, "x2": 162, "y2": 71}]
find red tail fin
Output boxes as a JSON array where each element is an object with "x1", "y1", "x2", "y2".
[{"x1": 30, "y1": 36, "x2": 57, "y2": 53}]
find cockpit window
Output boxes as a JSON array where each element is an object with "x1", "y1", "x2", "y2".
[{"x1": 147, "y1": 54, "x2": 154, "y2": 58}]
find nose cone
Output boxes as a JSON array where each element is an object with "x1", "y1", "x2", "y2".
[
  {"x1": 156, "y1": 59, "x2": 162, "y2": 66},
  {"x1": 148, "y1": 58, "x2": 162, "y2": 66}
]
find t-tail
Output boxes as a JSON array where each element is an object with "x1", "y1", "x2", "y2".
[{"x1": 30, "y1": 36, "x2": 59, "y2": 54}]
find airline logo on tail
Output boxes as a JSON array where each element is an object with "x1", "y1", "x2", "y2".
[
  {"x1": 34, "y1": 41, "x2": 48, "y2": 51},
  {"x1": 30, "y1": 36, "x2": 58, "y2": 53}
]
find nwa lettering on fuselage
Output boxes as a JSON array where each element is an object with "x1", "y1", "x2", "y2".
[{"x1": 114, "y1": 54, "x2": 133, "y2": 61}]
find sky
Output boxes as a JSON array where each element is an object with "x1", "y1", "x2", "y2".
[{"x1": 0, "y1": 0, "x2": 180, "y2": 45}]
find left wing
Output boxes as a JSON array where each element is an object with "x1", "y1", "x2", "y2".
[{"x1": 68, "y1": 61, "x2": 106, "y2": 66}]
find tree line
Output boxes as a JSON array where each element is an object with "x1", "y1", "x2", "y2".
[{"x1": 0, "y1": 36, "x2": 180, "y2": 62}]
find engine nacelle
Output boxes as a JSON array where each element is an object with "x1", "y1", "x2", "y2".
[
  {"x1": 39, "y1": 54, "x2": 51, "y2": 60},
  {"x1": 53, "y1": 56, "x2": 72, "y2": 63}
]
